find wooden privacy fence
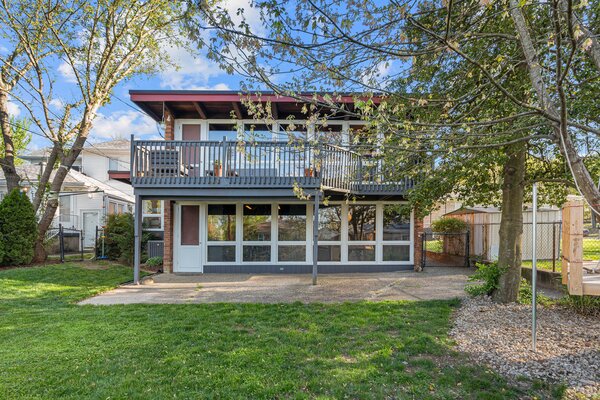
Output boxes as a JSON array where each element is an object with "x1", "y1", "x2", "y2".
[{"x1": 562, "y1": 197, "x2": 600, "y2": 296}]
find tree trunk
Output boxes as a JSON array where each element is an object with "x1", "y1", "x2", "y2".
[
  {"x1": 510, "y1": 0, "x2": 600, "y2": 216},
  {"x1": 493, "y1": 143, "x2": 526, "y2": 303},
  {"x1": 0, "y1": 91, "x2": 20, "y2": 192},
  {"x1": 32, "y1": 130, "x2": 91, "y2": 263}
]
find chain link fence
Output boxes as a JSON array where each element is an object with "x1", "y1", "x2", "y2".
[
  {"x1": 422, "y1": 231, "x2": 470, "y2": 268},
  {"x1": 583, "y1": 205, "x2": 600, "y2": 272},
  {"x1": 470, "y1": 222, "x2": 562, "y2": 271},
  {"x1": 45, "y1": 224, "x2": 85, "y2": 262}
]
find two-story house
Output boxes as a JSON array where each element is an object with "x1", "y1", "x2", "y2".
[{"x1": 129, "y1": 90, "x2": 422, "y2": 282}]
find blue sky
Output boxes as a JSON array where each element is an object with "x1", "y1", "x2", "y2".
[
  {"x1": 3, "y1": 0, "x2": 266, "y2": 153},
  {"x1": 17, "y1": 47, "x2": 243, "y2": 151}
]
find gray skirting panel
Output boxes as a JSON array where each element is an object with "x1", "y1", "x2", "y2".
[{"x1": 202, "y1": 264, "x2": 414, "y2": 274}]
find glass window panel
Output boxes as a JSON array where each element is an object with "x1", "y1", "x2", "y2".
[
  {"x1": 108, "y1": 202, "x2": 116, "y2": 216},
  {"x1": 243, "y1": 245, "x2": 271, "y2": 262},
  {"x1": 243, "y1": 204, "x2": 271, "y2": 241},
  {"x1": 348, "y1": 245, "x2": 376, "y2": 262},
  {"x1": 349, "y1": 125, "x2": 378, "y2": 153},
  {"x1": 318, "y1": 245, "x2": 341, "y2": 262},
  {"x1": 244, "y1": 123, "x2": 273, "y2": 142},
  {"x1": 315, "y1": 124, "x2": 343, "y2": 144},
  {"x1": 208, "y1": 123, "x2": 239, "y2": 141},
  {"x1": 277, "y1": 123, "x2": 307, "y2": 142},
  {"x1": 180, "y1": 205, "x2": 199, "y2": 245},
  {"x1": 318, "y1": 205, "x2": 342, "y2": 241},
  {"x1": 383, "y1": 205, "x2": 411, "y2": 241},
  {"x1": 143, "y1": 216, "x2": 162, "y2": 229},
  {"x1": 278, "y1": 245, "x2": 306, "y2": 262},
  {"x1": 143, "y1": 200, "x2": 161, "y2": 215},
  {"x1": 383, "y1": 245, "x2": 410, "y2": 262},
  {"x1": 348, "y1": 205, "x2": 376, "y2": 241},
  {"x1": 207, "y1": 204, "x2": 236, "y2": 241},
  {"x1": 278, "y1": 205, "x2": 306, "y2": 241},
  {"x1": 207, "y1": 245, "x2": 236, "y2": 262}
]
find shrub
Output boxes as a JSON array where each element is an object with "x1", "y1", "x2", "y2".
[
  {"x1": 465, "y1": 262, "x2": 507, "y2": 297},
  {"x1": 517, "y1": 278, "x2": 552, "y2": 306},
  {"x1": 0, "y1": 189, "x2": 37, "y2": 265},
  {"x1": 558, "y1": 294, "x2": 600, "y2": 317},
  {"x1": 103, "y1": 213, "x2": 142, "y2": 266},
  {"x1": 145, "y1": 256, "x2": 163, "y2": 268},
  {"x1": 431, "y1": 217, "x2": 468, "y2": 233}
]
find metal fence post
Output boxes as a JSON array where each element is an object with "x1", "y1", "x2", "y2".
[
  {"x1": 80, "y1": 229, "x2": 84, "y2": 261},
  {"x1": 59, "y1": 224, "x2": 64, "y2": 263},
  {"x1": 552, "y1": 222, "x2": 557, "y2": 272},
  {"x1": 94, "y1": 226, "x2": 99, "y2": 258},
  {"x1": 421, "y1": 233, "x2": 426, "y2": 269},
  {"x1": 465, "y1": 230, "x2": 470, "y2": 267}
]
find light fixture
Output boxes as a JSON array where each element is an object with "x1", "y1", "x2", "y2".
[{"x1": 88, "y1": 192, "x2": 94, "y2": 199}]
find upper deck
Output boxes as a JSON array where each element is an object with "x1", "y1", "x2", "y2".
[{"x1": 130, "y1": 138, "x2": 412, "y2": 196}]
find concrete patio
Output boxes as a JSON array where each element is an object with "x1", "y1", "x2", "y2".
[{"x1": 79, "y1": 267, "x2": 472, "y2": 305}]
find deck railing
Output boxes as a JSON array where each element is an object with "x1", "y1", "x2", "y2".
[{"x1": 131, "y1": 139, "x2": 412, "y2": 194}]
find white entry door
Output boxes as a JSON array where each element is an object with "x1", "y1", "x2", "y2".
[
  {"x1": 174, "y1": 204, "x2": 203, "y2": 272},
  {"x1": 82, "y1": 211, "x2": 99, "y2": 248}
]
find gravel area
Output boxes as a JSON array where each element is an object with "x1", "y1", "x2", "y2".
[{"x1": 450, "y1": 297, "x2": 600, "y2": 399}]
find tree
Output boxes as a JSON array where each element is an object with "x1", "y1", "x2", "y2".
[
  {"x1": 184, "y1": 0, "x2": 597, "y2": 301},
  {"x1": 0, "y1": 188, "x2": 37, "y2": 265},
  {"x1": 0, "y1": 117, "x2": 31, "y2": 166},
  {"x1": 0, "y1": 0, "x2": 191, "y2": 261},
  {"x1": 0, "y1": 1, "x2": 61, "y2": 191}
]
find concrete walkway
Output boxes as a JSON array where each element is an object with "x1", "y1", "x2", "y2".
[{"x1": 80, "y1": 267, "x2": 472, "y2": 305}]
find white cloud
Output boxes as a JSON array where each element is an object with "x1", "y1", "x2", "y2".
[
  {"x1": 223, "y1": 0, "x2": 265, "y2": 36},
  {"x1": 7, "y1": 100, "x2": 20, "y2": 116},
  {"x1": 187, "y1": 82, "x2": 231, "y2": 91},
  {"x1": 57, "y1": 61, "x2": 78, "y2": 83},
  {"x1": 158, "y1": 43, "x2": 225, "y2": 89},
  {"x1": 49, "y1": 98, "x2": 65, "y2": 109},
  {"x1": 90, "y1": 110, "x2": 158, "y2": 140},
  {"x1": 158, "y1": 0, "x2": 264, "y2": 90}
]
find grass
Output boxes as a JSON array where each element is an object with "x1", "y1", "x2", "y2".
[{"x1": 0, "y1": 263, "x2": 564, "y2": 399}]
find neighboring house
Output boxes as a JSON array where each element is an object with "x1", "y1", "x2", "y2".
[
  {"x1": 11, "y1": 140, "x2": 138, "y2": 248},
  {"x1": 129, "y1": 90, "x2": 422, "y2": 278},
  {"x1": 0, "y1": 165, "x2": 134, "y2": 248},
  {"x1": 444, "y1": 206, "x2": 562, "y2": 261}
]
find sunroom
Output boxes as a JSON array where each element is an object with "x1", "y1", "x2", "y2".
[{"x1": 172, "y1": 200, "x2": 413, "y2": 273}]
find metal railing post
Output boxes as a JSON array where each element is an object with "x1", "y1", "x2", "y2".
[{"x1": 221, "y1": 136, "x2": 228, "y2": 177}]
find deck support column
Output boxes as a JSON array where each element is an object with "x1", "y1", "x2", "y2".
[
  {"x1": 312, "y1": 189, "x2": 320, "y2": 285},
  {"x1": 133, "y1": 194, "x2": 142, "y2": 285}
]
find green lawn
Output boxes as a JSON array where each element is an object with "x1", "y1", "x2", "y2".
[{"x1": 0, "y1": 263, "x2": 563, "y2": 399}]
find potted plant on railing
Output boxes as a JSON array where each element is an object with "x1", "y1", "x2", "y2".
[
  {"x1": 213, "y1": 160, "x2": 223, "y2": 177},
  {"x1": 304, "y1": 164, "x2": 318, "y2": 177}
]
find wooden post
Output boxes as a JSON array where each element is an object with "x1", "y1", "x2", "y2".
[
  {"x1": 561, "y1": 204, "x2": 570, "y2": 285},
  {"x1": 561, "y1": 197, "x2": 584, "y2": 295}
]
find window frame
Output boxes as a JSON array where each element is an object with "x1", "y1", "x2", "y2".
[{"x1": 142, "y1": 199, "x2": 163, "y2": 231}]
